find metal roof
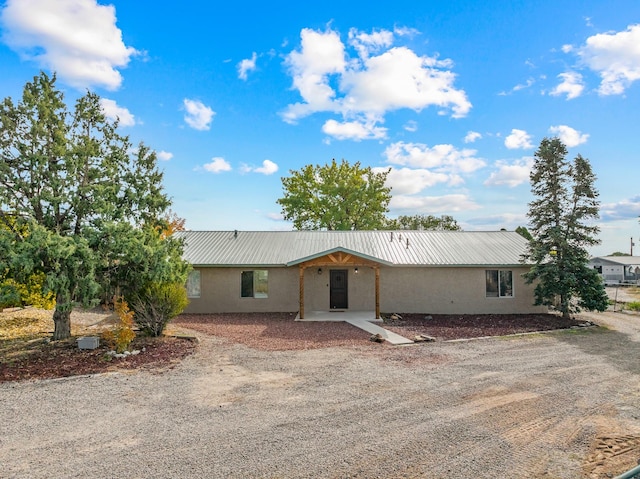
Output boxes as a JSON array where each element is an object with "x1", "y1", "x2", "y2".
[
  {"x1": 590, "y1": 256, "x2": 640, "y2": 266},
  {"x1": 176, "y1": 230, "x2": 530, "y2": 267}
]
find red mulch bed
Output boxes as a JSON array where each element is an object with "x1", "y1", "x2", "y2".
[
  {"x1": 0, "y1": 336, "x2": 196, "y2": 383},
  {"x1": 383, "y1": 313, "x2": 587, "y2": 340},
  {"x1": 175, "y1": 312, "x2": 370, "y2": 351},
  {"x1": 173, "y1": 312, "x2": 588, "y2": 350}
]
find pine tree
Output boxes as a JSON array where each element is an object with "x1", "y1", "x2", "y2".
[
  {"x1": 522, "y1": 137, "x2": 608, "y2": 318},
  {"x1": 0, "y1": 73, "x2": 189, "y2": 340}
]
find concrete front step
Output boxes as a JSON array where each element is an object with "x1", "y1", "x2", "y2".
[{"x1": 345, "y1": 318, "x2": 414, "y2": 345}]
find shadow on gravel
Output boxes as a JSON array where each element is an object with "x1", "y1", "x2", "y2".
[{"x1": 556, "y1": 328, "x2": 640, "y2": 375}]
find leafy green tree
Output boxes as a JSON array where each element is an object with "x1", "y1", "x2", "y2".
[
  {"x1": 515, "y1": 226, "x2": 533, "y2": 241},
  {"x1": 277, "y1": 159, "x2": 391, "y2": 230},
  {"x1": 0, "y1": 72, "x2": 188, "y2": 339},
  {"x1": 522, "y1": 137, "x2": 608, "y2": 318},
  {"x1": 385, "y1": 214, "x2": 461, "y2": 231}
]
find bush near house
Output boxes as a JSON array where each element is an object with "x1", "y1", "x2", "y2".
[{"x1": 129, "y1": 282, "x2": 189, "y2": 337}]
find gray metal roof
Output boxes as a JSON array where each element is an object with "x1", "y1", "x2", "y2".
[
  {"x1": 590, "y1": 256, "x2": 640, "y2": 266},
  {"x1": 176, "y1": 230, "x2": 530, "y2": 267}
]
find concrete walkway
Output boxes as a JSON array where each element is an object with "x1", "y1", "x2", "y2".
[{"x1": 296, "y1": 310, "x2": 414, "y2": 345}]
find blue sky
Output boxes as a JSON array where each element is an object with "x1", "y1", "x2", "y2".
[{"x1": 1, "y1": 0, "x2": 639, "y2": 257}]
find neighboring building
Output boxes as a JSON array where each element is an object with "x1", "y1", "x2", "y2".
[
  {"x1": 588, "y1": 256, "x2": 640, "y2": 284},
  {"x1": 177, "y1": 230, "x2": 548, "y2": 317}
]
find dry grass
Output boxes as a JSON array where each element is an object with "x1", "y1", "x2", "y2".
[{"x1": 0, "y1": 308, "x2": 53, "y2": 340}]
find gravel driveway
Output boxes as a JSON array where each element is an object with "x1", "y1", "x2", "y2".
[{"x1": 2, "y1": 311, "x2": 640, "y2": 479}]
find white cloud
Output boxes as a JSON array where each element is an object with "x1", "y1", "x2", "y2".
[
  {"x1": 498, "y1": 78, "x2": 535, "y2": 96},
  {"x1": 390, "y1": 194, "x2": 480, "y2": 213},
  {"x1": 348, "y1": 27, "x2": 394, "y2": 59},
  {"x1": 484, "y1": 157, "x2": 534, "y2": 188},
  {"x1": 242, "y1": 159, "x2": 279, "y2": 175},
  {"x1": 464, "y1": 131, "x2": 482, "y2": 143},
  {"x1": 322, "y1": 118, "x2": 387, "y2": 140},
  {"x1": 267, "y1": 212, "x2": 285, "y2": 221},
  {"x1": 600, "y1": 195, "x2": 640, "y2": 221},
  {"x1": 374, "y1": 167, "x2": 451, "y2": 195},
  {"x1": 578, "y1": 24, "x2": 640, "y2": 95},
  {"x1": 403, "y1": 120, "x2": 418, "y2": 132},
  {"x1": 548, "y1": 125, "x2": 589, "y2": 147},
  {"x1": 340, "y1": 46, "x2": 470, "y2": 118},
  {"x1": 238, "y1": 52, "x2": 257, "y2": 80},
  {"x1": 0, "y1": 0, "x2": 138, "y2": 90},
  {"x1": 464, "y1": 213, "x2": 528, "y2": 231},
  {"x1": 550, "y1": 71, "x2": 584, "y2": 100},
  {"x1": 282, "y1": 26, "x2": 471, "y2": 134},
  {"x1": 202, "y1": 157, "x2": 231, "y2": 173},
  {"x1": 384, "y1": 141, "x2": 486, "y2": 173},
  {"x1": 504, "y1": 129, "x2": 533, "y2": 149},
  {"x1": 157, "y1": 150, "x2": 173, "y2": 161},
  {"x1": 183, "y1": 99, "x2": 215, "y2": 131},
  {"x1": 282, "y1": 28, "x2": 346, "y2": 122},
  {"x1": 99, "y1": 98, "x2": 135, "y2": 126}
]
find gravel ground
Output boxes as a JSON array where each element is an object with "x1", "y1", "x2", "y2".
[{"x1": 2, "y1": 309, "x2": 640, "y2": 478}]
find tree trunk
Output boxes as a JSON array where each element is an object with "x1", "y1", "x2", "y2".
[{"x1": 52, "y1": 305, "x2": 71, "y2": 340}]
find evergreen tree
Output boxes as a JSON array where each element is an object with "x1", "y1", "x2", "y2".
[
  {"x1": 0, "y1": 73, "x2": 189, "y2": 339},
  {"x1": 522, "y1": 137, "x2": 608, "y2": 318}
]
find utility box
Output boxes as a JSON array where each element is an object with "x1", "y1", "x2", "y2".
[{"x1": 77, "y1": 336, "x2": 100, "y2": 350}]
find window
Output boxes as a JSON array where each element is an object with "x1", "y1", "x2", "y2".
[
  {"x1": 186, "y1": 270, "x2": 201, "y2": 298},
  {"x1": 486, "y1": 270, "x2": 513, "y2": 298},
  {"x1": 241, "y1": 270, "x2": 268, "y2": 298}
]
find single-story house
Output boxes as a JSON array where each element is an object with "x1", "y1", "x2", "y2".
[
  {"x1": 177, "y1": 230, "x2": 547, "y2": 317},
  {"x1": 588, "y1": 256, "x2": 640, "y2": 284}
]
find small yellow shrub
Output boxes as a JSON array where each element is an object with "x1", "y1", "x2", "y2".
[
  {"x1": 102, "y1": 299, "x2": 136, "y2": 353},
  {"x1": 0, "y1": 273, "x2": 55, "y2": 309}
]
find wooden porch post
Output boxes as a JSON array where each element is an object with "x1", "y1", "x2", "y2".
[
  {"x1": 299, "y1": 266, "x2": 305, "y2": 319},
  {"x1": 375, "y1": 266, "x2": 380, "y2": 319}
]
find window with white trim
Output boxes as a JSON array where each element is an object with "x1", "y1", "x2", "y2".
[
  {"x1": 241, "y1": 270, "x2": 268, "y2": 298},
  {"x1": 486, "y1": 270, "x2": 513, "y2": 297},
  {"x1": 186, "y1": 270, "x2": 201, "y2": 298}
]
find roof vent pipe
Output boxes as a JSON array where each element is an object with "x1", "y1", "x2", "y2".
[
  {"x1": 234, "y1": 230, "x2": 238, "y2": 238},
  {"x1": 390, "y1": 232, "x2": 394, "y2": 242},
  {"x1": 406, "y1": 238, "x2": 409, "y2": 249}
]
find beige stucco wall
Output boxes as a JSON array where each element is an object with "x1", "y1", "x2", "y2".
[
  {"x1": 379, "y1": 266, "x2": 546, "y2": 314},
  {"x1": 184, "y1": 267, "x2": 299, "y2": 314},
  {"x1": 184, "y1": 265, "x2": 546, "y2": 315}
]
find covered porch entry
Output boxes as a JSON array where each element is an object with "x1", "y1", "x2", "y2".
[{"x1": 291, "y1": 249, "x2": 385, "y2": 320}]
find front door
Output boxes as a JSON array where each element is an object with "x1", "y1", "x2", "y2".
[{"x1": 330, "y1": 269, "x2": 348, "y2": 309}]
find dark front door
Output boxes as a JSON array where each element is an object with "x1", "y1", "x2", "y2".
[{"x1": 330, "y1": 269, "x2": 348, "y2": 309}]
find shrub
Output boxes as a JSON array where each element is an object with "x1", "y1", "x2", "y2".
[
  {"x1": 130, "y1": 282, "x2": 189, "y2": 337},
  {"x1": 0, "y1": 273, "x2": 55, "y2": 309},
  {"x1": 627, "y1": 301, "x2": 640, "y2": 312},
  {"x1": 102, "y1": 300, "x2": 136, "y2": 353},
  {"x1": 0, "y1": 282, "x2": 21, "y2": 308}
]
